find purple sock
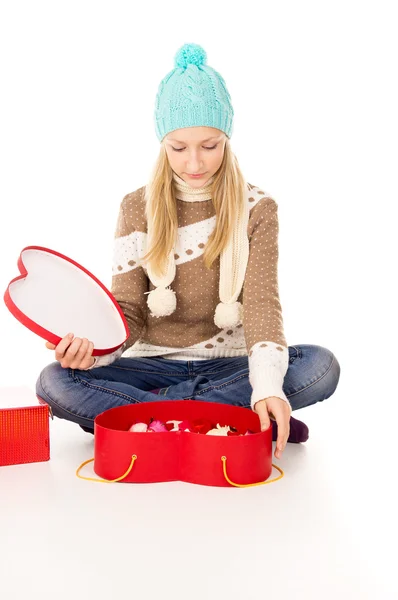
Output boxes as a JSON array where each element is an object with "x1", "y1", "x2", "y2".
[
  {"x1": 272, "y1": 415, "x2": 309, "y2": 443},
  {"x1": 150, "y1": 388, "x2": 161, "y2": 394}
]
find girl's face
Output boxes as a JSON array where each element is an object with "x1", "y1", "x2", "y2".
[{"x1": 163, "y1": 126, "x2": 226, "y2": 187}]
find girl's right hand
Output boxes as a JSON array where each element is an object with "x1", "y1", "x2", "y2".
[{"x1": 45, "y1": 333, "x2": 95, "y2": 370}]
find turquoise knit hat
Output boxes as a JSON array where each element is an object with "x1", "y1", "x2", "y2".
[{"x1": 154, "y1": 43, "x2": 234, "y2": 143}]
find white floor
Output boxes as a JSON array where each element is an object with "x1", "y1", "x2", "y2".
[{"x1": 0, "y1": 385, "x2": 395, "y2": 600}]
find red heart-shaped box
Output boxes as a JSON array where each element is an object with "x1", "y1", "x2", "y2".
[
  {"x1": 3, "y1": 246, "x2": 129, "y2": 355},
  {"x1": 94, "y1": 400, "x2": 273, "y2": 487}
]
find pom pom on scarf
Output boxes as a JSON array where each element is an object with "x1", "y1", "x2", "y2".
[
  {"x1": 214, "y1": 301, "x2": 243, "y2": 329},
  {"x1": 147, "y1": 286, "x2": 177, "y2": 318}
]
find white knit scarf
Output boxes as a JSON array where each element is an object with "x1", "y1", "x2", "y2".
[{"x1": 145, "y1": 171, "x2": 249, "y2": 329}]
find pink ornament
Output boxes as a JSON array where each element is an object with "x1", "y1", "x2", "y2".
[{"x1": 148, "y1": 419, "x2": 168, "y2": 433}]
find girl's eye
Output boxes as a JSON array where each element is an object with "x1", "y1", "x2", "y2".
[{"x1": 172, "y1": 145, "x2": 217, "y2": 152}]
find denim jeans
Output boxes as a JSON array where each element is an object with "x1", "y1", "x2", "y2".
[{"x1": 35, "y1": 344, "x2": 341, "y2": 431}]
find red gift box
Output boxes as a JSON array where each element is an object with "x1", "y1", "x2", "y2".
[
  {"x1": 0, "y1": 404, "x2": 52, "y2": 467},
  {"x1": 76, "y1": 400, "x2": 284, "y2": 487}
]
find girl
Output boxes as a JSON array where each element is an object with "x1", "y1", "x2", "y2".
[{"x1": 36, "y1": 43, "x2": 340, "y2": 460}]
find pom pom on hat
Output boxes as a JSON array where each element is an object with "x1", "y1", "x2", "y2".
[
  {"x1": 174, "y1": 43, "x2": 207, "y2": 69},
  {"x1": 146, "y1": 286, "x2": 177, "y2": 318},
  {"x1": 214, "y1": 301, "x2": 243, "y2": 329}
]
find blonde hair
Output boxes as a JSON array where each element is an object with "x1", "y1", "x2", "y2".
[{"x1": 141, "y1": 138, "x2": 247, "y2": 279}]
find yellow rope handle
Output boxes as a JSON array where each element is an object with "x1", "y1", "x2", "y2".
[
  {"x1": 75, "y1": 454, "x2": 284, "y2": 486},
  {"x1": 221, "y1": 456, "x2": 284, "y2": 487},
  {"x1": 75, "y1": 455, "x2": 137, "y2": 483}
]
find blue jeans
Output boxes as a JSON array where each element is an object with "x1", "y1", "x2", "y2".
[{"x1": 35, "y1": 344, "x2": 341, "y2": 431}]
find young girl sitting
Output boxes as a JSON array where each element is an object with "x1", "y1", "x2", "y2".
[{"x1": 36, "y1": 43, "x2": 341, "y2": 460}]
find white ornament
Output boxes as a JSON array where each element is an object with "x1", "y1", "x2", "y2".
[
  {"x1": 129, "y1": 422, "x2": 148, "y2": 432},
  {"x1": 206, "y1": 424, "x2": 231, "y2": 436},
  {"x1": 166, "y1": 420, "x2": 182, "y2": 432}
]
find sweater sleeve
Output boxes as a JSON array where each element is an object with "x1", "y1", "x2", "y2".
[
  {"x1": 242, "y1": 198, "x2": 291, "y2": 411},
  {"x1": 86, "y1": 197, "x2": 149, "y2": 369}
]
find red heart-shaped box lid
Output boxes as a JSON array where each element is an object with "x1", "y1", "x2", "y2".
[{"x1": 3, "y1": 246, "x2": 129, "y2": 356}]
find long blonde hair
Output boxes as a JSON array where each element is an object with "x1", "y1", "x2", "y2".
[{"x1": 141, "y1": 137, "x2": 247, "y2": 279}]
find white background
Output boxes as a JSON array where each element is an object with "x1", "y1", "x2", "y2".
[{"x1": 0, "y1": 1, "x2": 397, "y2": 599}]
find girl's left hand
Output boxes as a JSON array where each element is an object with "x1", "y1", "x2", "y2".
[
  {"x1": 254, "y1": 396, "x2": 291, "y2": 459},
  {"x1": 45, "y1": 334, "x2": 95, "y2": 370}
]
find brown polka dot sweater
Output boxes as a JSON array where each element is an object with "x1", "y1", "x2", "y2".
[{"x1": 89, "y1": 181, "x2": 291, "y2": 410}]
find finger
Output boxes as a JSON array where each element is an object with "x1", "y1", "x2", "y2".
[
  {"x1": 272, "y1": 406, "x2": 288, "y2": 457},
  {"x1": 254, "y1": 400, "x2": 271, "y2": 432},
  {"x1": 69, "y1": 338, "x2": 90, "y2": 369},
  {"x1": 45, "y1": 342, "x2": 56, "y2": 350},
  {"x1": 272, "y1": 403, "x2": 290, "y2": 457},
  {"x1": 79, "y1": 341, "x2": 95, "y2": 370},
  {"x1": 60, "y1": 337, "x2": 82, "y2": 368},
  {"x1": 55, "y1": 333, "x2": 74, "y2": 361}
]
